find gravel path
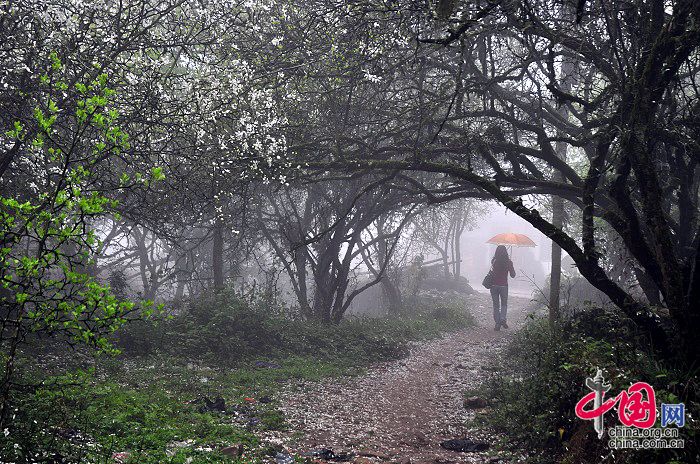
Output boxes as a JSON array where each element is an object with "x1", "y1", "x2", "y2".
[{"x1": 268, "y1": 291, "x2": 533, "y2": 464}]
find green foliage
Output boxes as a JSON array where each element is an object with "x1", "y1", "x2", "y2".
[
  {"x1": 1, "y1": 292, "x2": 473, "y2": 462},
  {"x1": 0, "y1": 55, "x2": 170, "y2": 442},
  {"x1": 0, "y1": 59, "x2": 151, "y2": 355},
  {"x1": 474, "y1": 307, "x2": 698, "y2": 464},
  {"x1": 118, "y1": 290, "x2": 474, "y2": 367},
  {"x1": 0, "y1": 369, "x2": 258, "y2": 463}
]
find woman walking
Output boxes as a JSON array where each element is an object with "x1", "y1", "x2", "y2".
[{"x1": 490, "y1": 245, "x2": 515, "y2": 331}]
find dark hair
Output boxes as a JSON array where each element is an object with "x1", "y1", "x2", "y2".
[
  {"x1": 494, "y1": 245, "x2": 509, "y2": 261},
  {"x1": 492, "y1": 245, "x2": 510, "y2": 270}
]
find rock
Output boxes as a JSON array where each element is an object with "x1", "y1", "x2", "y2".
[
  {"x1": 302, "y1": 449, "x2": 354, "y2": 462},
  {"x1": 166, "y1": 439, "x2": 195, "y2": 457},
  {"x1": 332, "y1": 451, "x2": 355, "y2": 462},
  {"x1": 198, "y1": 396, "x2": 227, "y2": 413},
  {"x1": 220, "y1": 444, "x2": 244, "y2": 457},
  {"x1": 302, "y1": 449, "x2": 335, "y2": 460},
  {"x1": 420, "y1": 276, "x2": 474, "y2": 294},
  {"x1": 276, "y1": 451, "x2": 295, "y2": 464},
  {"x1": 413, "y1": 431, "x2": 429, "y2": 445},
  {"x1": 463, "y1": 396, "x2": 488, "y2": 409},
  {"x1": 259, "y1": 395, "x2": 273, "y2": 403},
  {"x1": 439, "y1": 438, "x2": 489, "y2": 452}
]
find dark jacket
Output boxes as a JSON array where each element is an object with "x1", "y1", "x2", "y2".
[{"x1": 491, "y1": 258, "x2": 515, "y2": 286}]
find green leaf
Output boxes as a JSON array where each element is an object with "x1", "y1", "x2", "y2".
[
  {"x1": 150, "y1": 167, "x2": 166, "y2": 182},
  {"x1": 50, "y1": 51, "x2": 62, "y2": 70},
  {"x1": 5, "y1": 120, "x2": 24, "y2": 139}
]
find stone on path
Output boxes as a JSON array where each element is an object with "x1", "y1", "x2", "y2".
[
  {"x1": 463, "y1": 396, "x2": 488, "y2": 409},
  {"x1": 440, "y1": 438, "x2": 490, "y2": 452},
  {"x1": 220, "y1": 444, "x2": 244, "y2": 457}
]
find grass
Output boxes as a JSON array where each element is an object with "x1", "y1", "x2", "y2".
[
  {"x1": 7, "y1": 370, "x2": 260, "y2": 463},
  {"x1": 2, "y1": 292, "x2": 475, "y2": 463}
]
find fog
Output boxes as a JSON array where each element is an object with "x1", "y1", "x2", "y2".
[
  {"x1": 460, "y1": 204, "x2": 552, "y2": 297},
  {"x1": 3, "y1": 1, "x2": 696, "y2": 460}
]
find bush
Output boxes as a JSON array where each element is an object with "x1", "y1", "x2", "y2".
[
  {"x1": 474, "y1": 306, "x2": 698, "y2": 464},
  {"x1": 0, "y1": 369, "x2": 258, "y2": 463},
  {"x1": 116, "y1": 289, "x2": 474, "y2": 368},
  {"x1": 2, "y1": 290, "x2": 474, "y2": 462}
]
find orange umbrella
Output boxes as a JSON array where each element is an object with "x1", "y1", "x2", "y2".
[{"x1": 486, "y1": 232, "x2": 537, "y2": 247}]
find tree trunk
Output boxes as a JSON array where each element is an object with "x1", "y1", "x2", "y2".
[
  {"x1": 0, "y1": 313, "x2": 22, "y2": 430},
  {"x1": 549, "y1": 130, "x2": 569, "y2": 324},
  {"x1": 174, "y1": 251, "x2": 190, "y2": 301},
  {"x1": 452, "y1": 209, "x2": 465, "y2": 278},
  {"x1": 376, "y1": 222, "x2": 402, "y2": 315},
  {"x1": 442, "y1": 220, "x2": 454, "y2": 278},
  {"x1": 381, "y1": 277, "x2": 402, "y2": 316},
  {"x1": 312, "y1": 243, "x2": 338, "y2": 322},
  {"x1": 312, "y1": 277, "x2": 334, "y2": 322},
  {"x1": 634, "y1": 266, "x2": 661, "y2": 306},
  {"x1": 212, "y1": 217, "x2": 224, "y2": 290},
  {"x1": 293, "y1": 250, "x2": 312, "y2": 317},
  {"x1": 133, "y1": 227, "x2": 158, "y2": 301},
  {"x1": 549, "y1": 194, "x2": 564, "y2": 325},
  {"x1": 549, "y1": 31, "x2": 575, "y2": 325}
]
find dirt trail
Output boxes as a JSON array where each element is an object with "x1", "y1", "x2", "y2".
[{"x1": 270, "y1": 291, "x2": 533, "y2": 463}]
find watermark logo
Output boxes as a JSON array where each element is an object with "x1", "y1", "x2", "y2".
[
  {"x1": 661, "y1": 403, "x2": 685, "y2": 427},
  {"x1": 574, "y1": 369, "x2": 685, "y2": 449}
]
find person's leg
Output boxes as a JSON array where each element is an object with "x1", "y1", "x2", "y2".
[
  {"x1": 490, "y1": 287, "x2": 500, "y2": 330},
  {"x1": 500, "y1": 286, "x2": 509, "y2": 327}
]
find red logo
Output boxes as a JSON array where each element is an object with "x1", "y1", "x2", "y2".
[{"x1": 575, "y1": 369, "x2": 656, "y2": 438}]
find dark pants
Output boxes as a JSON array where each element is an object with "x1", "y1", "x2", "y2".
[{"x1": 490, "y1": 285, "x2": 508, "y2": 324}]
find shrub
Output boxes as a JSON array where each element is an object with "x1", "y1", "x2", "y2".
[
  {"x1": 474, "y1": 306, "x2": 698, "y2": 464},
  {"x1": 0, "y1": 369, "x2": 257, "y2": 463},
  {"x1": 116, "y1": 289, "x2": 474, "y2": 368},
  {"x1": 2, "y1": 290, "x2": 474, "y2": 462}
]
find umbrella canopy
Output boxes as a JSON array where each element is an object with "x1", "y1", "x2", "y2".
[{"x1": 486, "y1": 232, "x2": 537, "y2": 247}]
